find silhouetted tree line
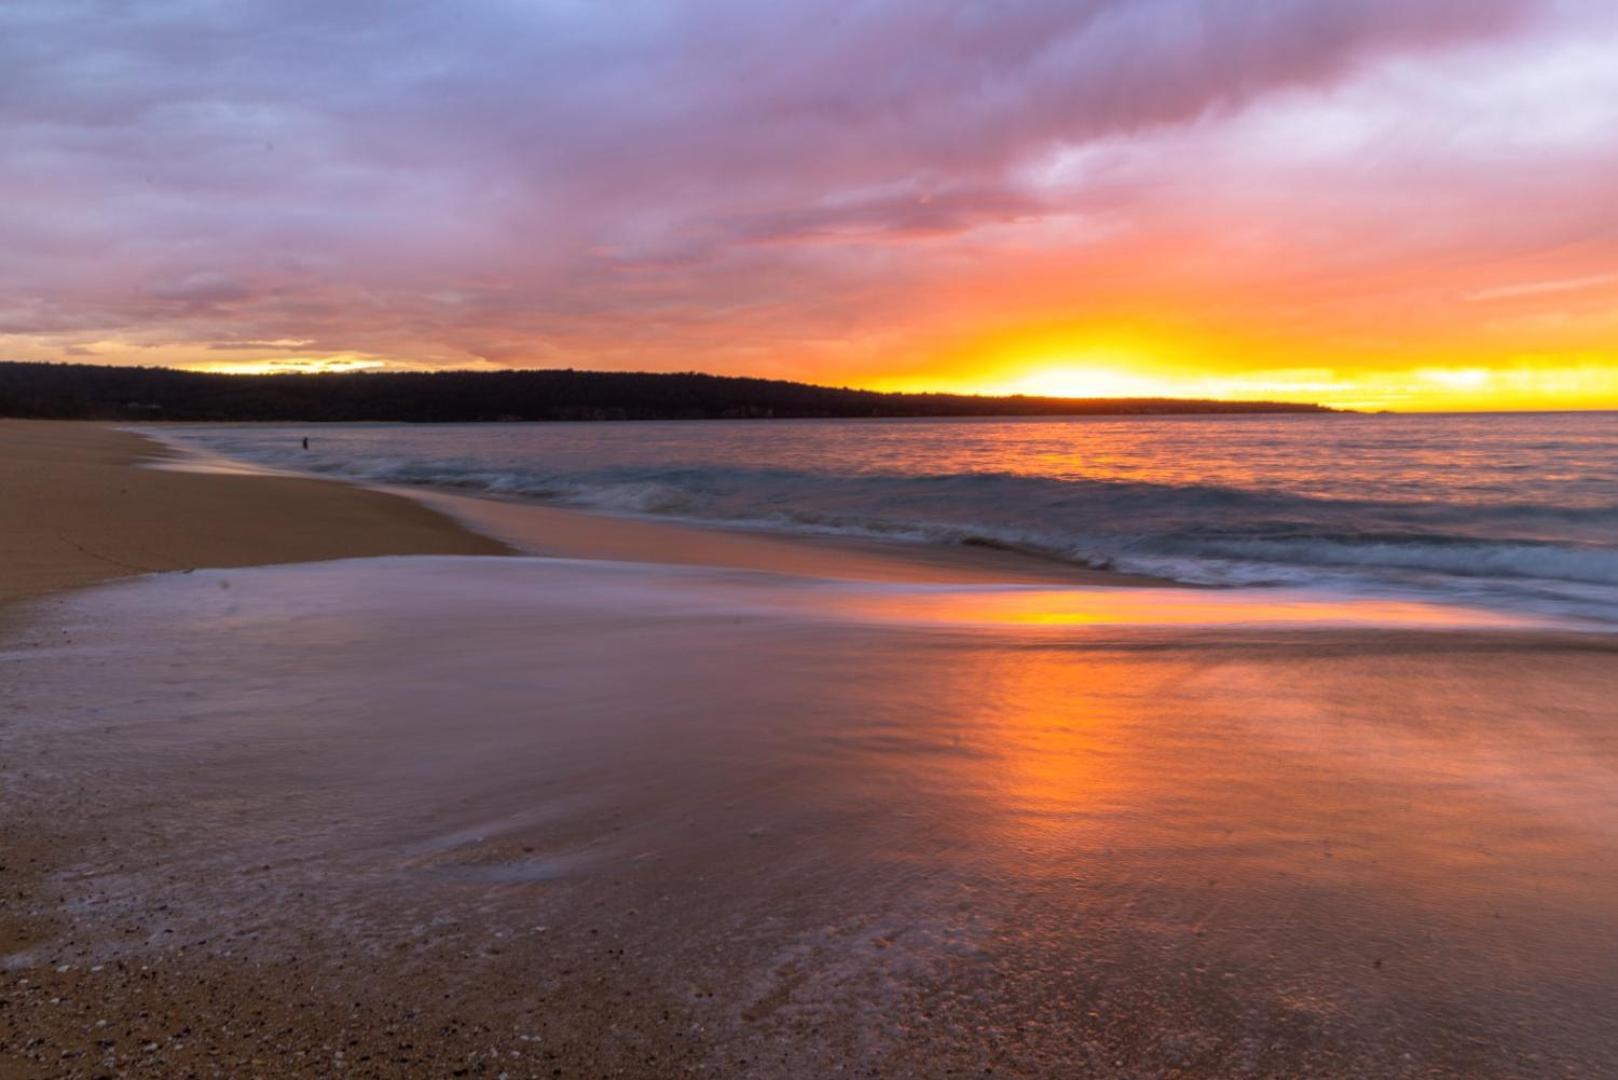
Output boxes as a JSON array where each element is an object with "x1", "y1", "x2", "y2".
[{"x1": 0, "y1": 362, "x2": 1331, "y2": 422}]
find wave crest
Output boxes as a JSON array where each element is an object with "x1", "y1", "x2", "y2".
[{"x1": 149, "y1": 429, "x2": 1618, "y2": 624}]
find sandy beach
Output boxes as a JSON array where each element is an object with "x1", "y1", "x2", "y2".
[
  {"x1": 1, "y1": 421, "x2": 1155, "y2": 1077},
  {"x1": 0, "y1": 421, "x2": 512, "y2": 608},
  {"x1": 0, "y1": 419, "x2": 1148, "y2": 604},
  {"x1": 4, "y1": 422, "x2": 1618, "y2": 1078}
]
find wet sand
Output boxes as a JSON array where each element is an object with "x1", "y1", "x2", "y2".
[
  {"x1": 3, "y1": 423, "x2": 1618, "y2": 1078},
  {"x1": 398, "y1": 486, "x2": 1166, "y2": 587}
]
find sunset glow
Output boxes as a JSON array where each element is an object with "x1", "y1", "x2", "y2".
[
  {"x1": 182, "y1": 354, "x2": 390, "y2": 377},
  {"x1": 4, "y1": 1, "x2": 1616, "y2": 410},
  {"x1": 878, "y1": 357, "x2": 1618, "y2": 411}
]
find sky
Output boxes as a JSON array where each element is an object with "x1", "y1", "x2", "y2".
[{"x1": 2, "y1": 0, "x2": 1616, "y2": 410}]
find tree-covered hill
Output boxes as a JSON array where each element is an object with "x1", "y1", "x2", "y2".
[{"x1": 0, "y1": 362, "x2": 1332, "y2": 422}]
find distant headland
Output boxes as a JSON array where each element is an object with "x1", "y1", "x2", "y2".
[{"x1": 0, "y1": 361, "x2": 1334, "y2": 423}]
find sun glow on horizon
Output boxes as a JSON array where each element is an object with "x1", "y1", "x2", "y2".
[
  {"x1": 866, "y1": 351, "x2": 1618, "y2": 412},
  {"x1": 175, "y1": 348, "x2": 1618, "y2": 412},
  {"x1": 180, "y1": 354, "x2": 390, "y2": 376},
  {"x1": 54, "y1": 331, "x2": 1618, "y2": 413}
]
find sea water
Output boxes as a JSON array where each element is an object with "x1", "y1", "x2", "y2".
[{"x1": 145, "y1": 411, "x2": 1618, "y2": 624}]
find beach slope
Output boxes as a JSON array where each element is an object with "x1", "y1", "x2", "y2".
[{"x1": 0, "y1": 420, "x2": 510, "y2": 606}]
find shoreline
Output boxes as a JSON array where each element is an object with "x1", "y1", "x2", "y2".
[
  {"x1": 0, "y1": 420, "x2": 511, "y2": 611},
  {"x1": 393, "y1": 485, "x2": 1171, "y2": 587},
  {"x1": 0, "y1": 420, "x2": 1159, "y2": 620},
  {"x1": 135, "y1": 420, "x2": 1175, "y2": 587},
  {"x1": 6, "y1": 419, "x2": 1617, "y2": 1077}
]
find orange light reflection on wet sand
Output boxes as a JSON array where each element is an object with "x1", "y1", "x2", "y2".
[{"x1": 794, "y1": 584, "x2": 1547, "y2": 632}]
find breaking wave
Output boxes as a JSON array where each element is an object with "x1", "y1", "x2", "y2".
[{"x1": 144, "y1": 422, "x2": 1618, "y2": 626}]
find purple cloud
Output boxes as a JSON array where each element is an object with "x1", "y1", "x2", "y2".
[{"x1": 0, "y1": 0, "x2": 1585, "y2": 378}]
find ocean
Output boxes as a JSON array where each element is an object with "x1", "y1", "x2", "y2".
[{"x1": 148, "y1": 410, "x2": 1618, "y2": 626}]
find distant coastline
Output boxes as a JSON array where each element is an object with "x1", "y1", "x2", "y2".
[{"x1": 0, "y1": 361, "x2": 1333, "y2": 423}]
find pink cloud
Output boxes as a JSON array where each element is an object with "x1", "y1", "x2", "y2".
[{"x1": 4, "y1": 0, "x2": 1601, "y2": 382}]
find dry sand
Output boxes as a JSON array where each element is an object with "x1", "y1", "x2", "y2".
[{"x1": 0, "y1": 420, "x2": 511, "y2": 607}]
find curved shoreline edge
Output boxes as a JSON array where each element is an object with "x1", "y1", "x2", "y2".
[
  {"x1": 0, "y1": 419, "x2": 511, "y2": 612},
  {"x1": 134, "y1": 420, "x2": 1174, "y2": 588}
]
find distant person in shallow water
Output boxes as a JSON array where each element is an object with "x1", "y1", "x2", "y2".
[{"x1": 301, "y1": 437, "x2": 309, "y2": 450}]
